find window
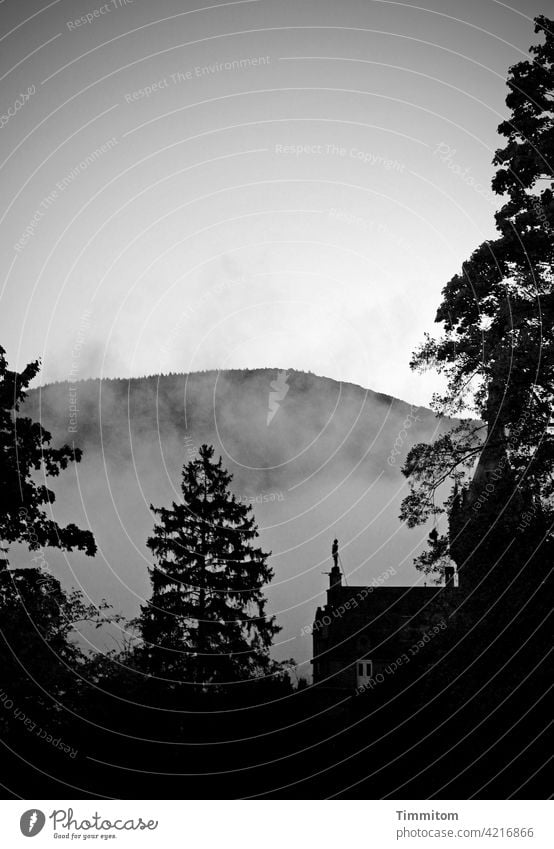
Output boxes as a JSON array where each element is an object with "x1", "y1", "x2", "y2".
[{"x1": 356, "y1": 659, "x2": 373, "y2": 687}]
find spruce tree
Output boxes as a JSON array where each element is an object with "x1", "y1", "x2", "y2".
[{"x1": 141, "y1": 444, "x2": 281, "y2": 686}]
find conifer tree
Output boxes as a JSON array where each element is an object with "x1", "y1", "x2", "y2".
[{"x1": 141, "y1": 444, "x2": 281, "y2": 685}]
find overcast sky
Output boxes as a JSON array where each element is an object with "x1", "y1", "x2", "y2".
[{"x1": 0, "y1": 0, "x2": 547, "y2": 405}]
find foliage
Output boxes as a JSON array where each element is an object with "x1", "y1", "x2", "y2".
[
  {"x1": 0, "y1": 346, "x2": 96, "y2": 555},
  {"x1": 402, "y1": 16, "x2": 554, "y2": 578},
  {"x1": 0, "y1": 561, "x2": 117, "y2": 729}
]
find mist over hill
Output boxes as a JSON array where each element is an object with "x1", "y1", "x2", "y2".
[{"x1": 18, "y1": 369, "x2": 453, "y2": 674}]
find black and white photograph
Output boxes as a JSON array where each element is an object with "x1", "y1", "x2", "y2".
[{"x1": 0, "y1": 0, "x2": 552, "y2": 837}]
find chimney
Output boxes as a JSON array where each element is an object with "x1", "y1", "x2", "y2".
[{"x1": 329, "y1": 563, "x2": 342, "y2": 590}]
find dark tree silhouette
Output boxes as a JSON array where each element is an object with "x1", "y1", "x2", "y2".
[
  {"x1": 400, "y1": 16, "x2": 554, "y2": 584},
  {"x1": 0, "y1": 566, "x2": 114, "y2": 727},
  {"x1": 0, "y1": 346, "x2": 96, "y2": 556},
  {"x1": 0, "y1": 344, "x2": 99, "y2": 745},
  {"x1": 140, "y1": 444, "x2": 281, "y2": 685}
]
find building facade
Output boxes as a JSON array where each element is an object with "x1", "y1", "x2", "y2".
[{"x1": 312, "y1": 544, "x2": 457, "y2": 692}]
